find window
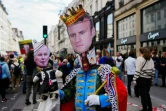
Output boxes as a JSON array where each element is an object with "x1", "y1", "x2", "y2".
[
  {"x1": 95, "y1": 22, "x2": 100, "y2": 41},
  {"x1": 164, "y1": 9, "x2": 166, "y2": 18},
  {"x1": 146, "y1": 15, "x2": 149, "y2": 23},
  {"x1": 147, "y1": 28, "x2": 149, "y2": 32},
  {"x1": 107, "y1": 13, "x2": 113, "y2": 38},
  {"x1": 158, "y1": 25, "x2": 161, "y2": 29},
  {"x1": 90, "y1": 5, "x2": 92, "y2": 15},
  {"x1": 157, "y1": 11, "x2": 161, "y2": 20},
  {"x1": 117, "y1": 14, "x2": 136, "y2": 39},
  {"x1": 119, "y1": 0, "x2": 124, "y2": 7},
  {"x1": 151, "y1": 26, "x2": 155, "y2": 31},
  {"x1": 95, "y1": 0, "x2": 98, "y2": 11},
  {"x1": 151, "y1": 13, "x2": 155, "y2": 22},
  {"x1": 142, "y1": 0, "x2": 166, "y2": 33}
]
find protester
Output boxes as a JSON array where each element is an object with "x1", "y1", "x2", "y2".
[
  {"x1": 133, "y1": 47, "x2": 154, "y2": 111},
  {"x1": 11, "y1": 58, "x2": 21, "y2": 92},
  {"x1": 33, "y1": 41, "x2": 62, "y2": 111},
  {"x1": 0, "y1": 57, "x2": 11, "y2": 102},
  {"x1": 67, "y1": 54, "x2": 74, "y2": 73},
  {"x1": 96, "y1": 49, "x2": 101, "y2": 64},
  {"x1": 58, "y1": 59, "x2": 70, "y2": 84},
  {"x1": 152, "y1": 51, "x2": 160, "y2": 86},
  {"x1": 8, "y1": 54, "x2": 14, "y2": 73},
  {"x1": 24, "y1": 50, "x2": 37, "y2": 105},
  {"x1": 124, "y1": 50, "x2": 136, "y2": 97},
  {"x1": 115, "y1": 52, "x2": 123, "y2": 80},
  {"x1": 21, "y1": 54, "x2": 28, "y2": 94},
  {"x1": 160, "y1": 51, "x2": 166, "y2": 87},
  {"x1": 59, "y1": 5, "x2": 127, "y2": 111},
  {"x1": 53, "y1": 56, "x2": 59, "y2": 70}
]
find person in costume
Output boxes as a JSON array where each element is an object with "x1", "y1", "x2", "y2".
[
  {"x1": 58, "y1": 5, "x2": 127, "y2": 111},
  {"x1": 32, "y1": 40, "x2": 62, "y2": 111}
]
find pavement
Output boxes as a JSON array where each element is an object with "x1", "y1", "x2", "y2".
[{"x1": 1, "y1": 77, "x2": 166, "y2": 111}]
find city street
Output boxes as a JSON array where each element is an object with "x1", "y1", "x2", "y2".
[
  {"x1": 0, "y1": 78, "x2": 166, "y2": 111},
  {"x1": 1, "y1": 0, "x2": 166, "y2": 111}
]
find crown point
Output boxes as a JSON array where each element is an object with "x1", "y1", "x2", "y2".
[
  {"x1": 60, "y1": 15, "x2": 66, "y2": 21},
  {"x1": 64, "y1": 13, "x2": 69, "y2": 17},
  {"x1": 68, "y1": 8, "x2": 73, "y2": 16},
  {"x1": 79, "y1": 4, "x2": 83, "y2": 9}
]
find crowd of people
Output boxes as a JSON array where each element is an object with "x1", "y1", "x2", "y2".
[{"x1": 0, "y1": 46, "x2": 165, "y2": 111}]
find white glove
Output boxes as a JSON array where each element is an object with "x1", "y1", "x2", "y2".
[
  {"x1": 33, "y1": 76, "x2": 39, "y2": 82},
  {"x1": 55, "y1": 70, "x2": 62, "y2": 78},
  {"x1": 84, "y1": 95, "x2": 100, "y2": 106}
]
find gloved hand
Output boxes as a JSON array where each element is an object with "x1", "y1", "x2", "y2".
[
  {"x1": 84, "y1": 95, "x2": 100, "y2": 106},
  {"x1": 56, "y1": 70, "x2": 62, "y2": 78}
]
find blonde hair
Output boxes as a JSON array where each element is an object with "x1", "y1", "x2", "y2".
[{"x1": 102, "y1": 48, "x2": 109, "y2": 57}]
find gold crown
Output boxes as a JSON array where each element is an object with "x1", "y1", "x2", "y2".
[{"x1": 60, "y1": 5, "x2": 85, "y2": 26}]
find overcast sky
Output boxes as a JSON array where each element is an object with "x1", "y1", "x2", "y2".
[{"x1": 2, "y1": 0, "x2": 72, "y2": 42}]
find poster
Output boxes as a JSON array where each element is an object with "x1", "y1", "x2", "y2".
[{"x1": 18, "y1": 39, "x2": 33, "y2": 54}]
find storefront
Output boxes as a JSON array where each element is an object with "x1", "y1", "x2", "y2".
[
  {"x1": 140, "y1": 0, "x2": 166, "y2": 53},
  {"x1": 117, "y1": 36, "x2": 136, "y2": 55},
  {"x1": 140, "y1": 29, "x2": 166, "y2": 52},
  {"x1": 93, "y1": 1, "x2": 114, "y2": 51},
  {"x1": 116, "y1": 13, "x2": 136, "y2": 55}
]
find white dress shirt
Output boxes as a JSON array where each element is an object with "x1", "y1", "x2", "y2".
[{"x1": 124, "y1": 56, "x2": 136, "y2": 75}]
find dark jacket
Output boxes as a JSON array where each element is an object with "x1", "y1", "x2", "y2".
[
  {"x1": 152, "y1": 56, "x2": 160, "y2": 70},
  {"x1": 99, "y1": 56, "x2": 115, "y2": 66},
  {"x1": 58, "y1": 64, "x2": 70, "y2": 84},
  {"x1": 24, "y1": 59, "x2": 36, "y2": 76},
  {"x1": 160, "y1": 57, "x2": 166, "y2": 72}
]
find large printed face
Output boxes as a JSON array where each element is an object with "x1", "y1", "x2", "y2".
[
  {"x1": 67, "y1": 18, "x2": 96, "y2": 54},
  {"x1": 34, "y1": 46, "x2": 49, "y2": 68},
  {"x1": 23, "y1": 44, "x2": 30, "y2": 54}
]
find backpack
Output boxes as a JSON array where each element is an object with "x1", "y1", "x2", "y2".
[
  {"x1": 0, "y1": 64, "x2": 4, "y2": 79},
  {"x1": 12, "y1": 63, "x2": 21, "y2": 77}
]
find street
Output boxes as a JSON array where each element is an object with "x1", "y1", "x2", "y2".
[{"x1": 0, "y1": 78, "x2": 165, "y2": 111}]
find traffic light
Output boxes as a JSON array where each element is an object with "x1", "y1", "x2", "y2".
[{"x1": 43, "y1": 26, "x2": 47, "y2": 38}]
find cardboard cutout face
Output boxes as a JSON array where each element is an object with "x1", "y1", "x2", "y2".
[
  {"x1": 34, "y1": 45, "x2": 50, "y2": 68},
  {"x1": 67, "y1": 18, "x2": 96, "y2": 54}
]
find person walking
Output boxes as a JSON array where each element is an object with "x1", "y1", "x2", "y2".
[
  {"x1": 152, "y1": 51, "x2": 160, "y2": 86},
  {"x1": 115, "y1": 52, "x2": 123, "y2": 80},
  {"x1": 11, "y1": 58, "x2": 21, "y2": 92},
  {"x1": 0, "y1": 57, "x2": 11, "y2": 102},
  {"x1": 160, "y1": 51, "x2": 166, "y2": 87},
  {"x1": 124, "y1": 50, "x2": 136, "y2": 97},
  {"x1": 24, "y1": 50, "x2": 37, "y2": 105},
  {"x1": 133, "y1": 47, "x2": 155, "y2": 111}
]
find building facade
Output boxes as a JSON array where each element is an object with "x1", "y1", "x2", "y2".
[
  {"x1": 0, "y1": 1, "x2": 10, "y2": 55},
  {"x1": 48, "y1": 25, "x2": 56, "y2": 53},
  {"x1": 12, "y1": 28, "x2": 24, "y2": 54},
  {"x1": 92, "y1": 0, "x2": 114, "y2": 54},
  {"x1": 51, "y1": 0, "x2": 78, "y2": 57},
  {"x1": 114, "y1": 0, "x2": 162, "y2": 56},
  {"x1": 0, "y1": 1, "x2": 24, "y2": 55}
]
